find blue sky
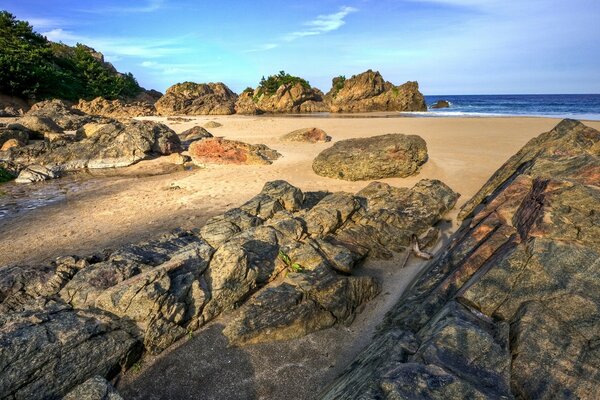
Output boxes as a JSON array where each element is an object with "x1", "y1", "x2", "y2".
[{"x1": 4, "y1": 0, "x2": 600, "y2": 94}]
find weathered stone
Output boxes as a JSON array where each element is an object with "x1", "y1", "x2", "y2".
[
  {"x1": 155, "y1": 82, "x2": 237, "y2": 115},
  {"x1": 14, "y1": 164, "x2": 58, "y2": 183},
  {"x1": 431, "y1": 99, "x2": 451, "y2": 109},
  {"x1": 63, "y1": 376, "x2": 124, "y2": 400},
  {"x1": 235, "y1": 83, "x2": 328, "y2": 114},
  {"x1": 312, "y1": 134, "x2": 428, "y2": 180},
  {"x1": 189, "y1": 138, "x2": 281, "y2": 165},
  {"x1": 179, "y1": 126, "x2": 213, "y2": 143},
  {"x1": 28, "y1": 99, "x2": 95, "y2": 130},
  {"x1": 281, "y1": 127, "x2": 331, "y2": 143},
  {"x1": 204, "y1": 121, "x2": 222, "y2": 128},
  {"x1": 0, "y1": 126, "x2": 29, "y2": 148},
  {"x1": 76, "y1": 97, "x2": 156, "y2": 119},
  {"x1": 15, "y1": 115, "x2": 63, "y2": 137}
]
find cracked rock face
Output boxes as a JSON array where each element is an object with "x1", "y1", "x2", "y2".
[
  {"x1": 0, "y1": 178, "x2": 457, "y2": 398},
  {"x1": 322, "y1": 119, "x2": 600, "y2": 400},
  {"x1": 155, "y1": 82, "x2": 238, "y2": 115}
]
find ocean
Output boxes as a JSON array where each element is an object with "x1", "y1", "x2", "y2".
[{"x1": 413, "y1": 94, "x2": 600, "y2": 120}]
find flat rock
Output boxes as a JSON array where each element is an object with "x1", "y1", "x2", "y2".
[
  {"x1": 281, "y1": 127, "x2": 331, "y2": 143},
  {"x1": 312, "y1": 133, "x2": 428, "y2": 181},
  {"x1": 189, "y1": 137, "x2": 281, "y2": 165}
]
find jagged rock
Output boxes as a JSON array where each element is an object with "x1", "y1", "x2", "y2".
[
  {"x1": 0, "y1": 301, "x2": 141, "y2": 400},
  {"x1": 1, "y1": 120, "x2": 181, "y2": 172},
  {"x1": 14, "y1": 164, "x2": 58, "y2": 183},
  {"x1": 189, "y1": 138, "x2": 281, "y2": 165},
  {"x1": 204, "y1": 121, "x2": 222, "y2": 128},
  {"x1": 155, "y1": 82, "x2": 237, "y2": 115},
  {"x1": 0, "y1": 94, "x2": 29, "y2": 116},
  {"x1": 14, "y1": 115, "x2": 63, "y2": 138},
  {"x1": 313, "y1": 133, "x2": 428, "y2": 181},
  {"x1": 322, "y1": 119, "x2": 600, "y2": 399},
  {"x1": 327, "y1": 70, "x2": 427, "y2": 112},
  {"x1": 27, "y1": 99, "x2": 97, "y2": 130},
  {"x1": 235, "y1": 83, "x2": 328, "y2": 114},
  {"x1": 76, "y1": 97, "x2": 156, "y2": 119},
  {"x1": 0, "y1": 125, "x2": 29, "y2": 147},
  {"x1": 431, "y1": 99, "x2": 451, "y2": 109},
  {"x1": 281, "y1": 127, "x2": 331, "y2": 143},
  {"x1": 63, "y1": 376, "x2": 124, "y2": 400}
]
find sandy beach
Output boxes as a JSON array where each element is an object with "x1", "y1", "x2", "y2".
[{"x1": 3, "y1": 115, "x2": 595, "y2": 267}]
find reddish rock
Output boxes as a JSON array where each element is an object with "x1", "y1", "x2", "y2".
[{"x1": 189, "y1": 138, "x2": 281, "y2": 165}]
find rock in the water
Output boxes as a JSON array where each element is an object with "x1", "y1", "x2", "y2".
[
  {"x1": 322, "y1": 119, "x2": 600, "y2": 400},
  {"x1": 27, "y1": 99, "x2": 96, "y2": 131},
  {"x1": 76, "y1": 97, "x2": 156, "y2": 119},
  {"x1": 312, "y1": 133, "x2": 428, "y2": 181},
  {"x1": 189, "y1": 138, "x2": 281, "y2": 165},
  {"x1": 281, "y1": 127, "x2": 331, "y2": 143},
  {"x1": 155, "y1": 82, "x2": 237, "y2": 115},
  {"x1": 2, "y1": 120, "x2": 182, "y2": 172},
  {"x1": 15, "y1": 164, "x2": 58, "y2": 183},
  {"x1": 63, "y1": 376, "x2": 123, "y2": 400},
  {"x1": 431, "y1": 99, "x2": 451, "y2": 109},
  {"x1": 204, "y1": 121, "x2": 222, "y2": 128},
  {"x1": 327, "y1": 70, "x2": 427, "y2": 112}
]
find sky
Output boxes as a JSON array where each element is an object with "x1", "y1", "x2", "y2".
[{"x1": 3, "y1": 0, "x2": 600, "y2": 95}]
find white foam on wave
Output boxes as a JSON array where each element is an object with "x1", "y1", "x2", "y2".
[{"x1": 401, "y1": 111, "x2": 600, "y2": 121}]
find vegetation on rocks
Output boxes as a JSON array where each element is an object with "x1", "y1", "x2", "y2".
[
  {"x1": 257, "y1": 71, "x2": 311, "y2": 96},
  {"x1": 0, "y1": 11, "x2": 142, "y2": 101}
]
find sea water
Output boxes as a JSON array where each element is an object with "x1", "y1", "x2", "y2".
[{"x1": 412, "y1": 94, "x2": 600, "y2": 120}]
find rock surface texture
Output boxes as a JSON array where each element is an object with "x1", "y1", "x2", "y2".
[
  {"x1": 327, "y1": 70, "x2": 427, "y2": 112},
  {"x1": 321, "y1": 119, "x2": 600, "y2": 400},
  {"x1": 235, "y1": 84, "x2": 328, "y2": 114},
  {"x1": 281, "y1": 127, "x2": 331, "y2": 143},
  {"x1": 0, "y1": 94, "x2": 29, "y2": 117},
  {"x1": 0, "y1": 178, "x2": 457, "y2": 398},
  {"x1": 27, "y1": 99, "x2": 99, "y2": 131},
  {"x1": 313, "y1": 133, "x2": 428, "y2": 181},
  {"x1": 189, "y1": 138, "x2": 281, "y2": 165},
  {"x1": 155, "y1": 82, "x2": 237, "y2": 115},
  {"x1": 76, "y1": 97, "x2": 156, "y2": 119}
]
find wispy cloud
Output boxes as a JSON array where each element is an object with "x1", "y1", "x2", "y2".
[
  {"x1": 24, "y1": 17, "x2": 65, "y2": 29},
  {"x1": 284, "y1": 6, "x2": 358, "y2": 41},
  {"x1": 244, "y1": 43, "x2": 280, "y2": 53},
  {"x1": 42, "y1": 28, "x2": 188, "y2": 59},
  {"x1": 80, "y1": 0, "x2": 165, "y2": 14}
]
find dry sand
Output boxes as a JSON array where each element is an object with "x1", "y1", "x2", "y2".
[{"x1": 2, "y1": 115, "x2": 599, "y2": 399}]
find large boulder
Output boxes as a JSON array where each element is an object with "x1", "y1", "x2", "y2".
[
  {"x1": 235, "y1": 83, "x2": 328, "y2": 114},
  {"x1": 312, "y1": 133, "x2": 428, "y2": 181},
  {"x1": 189, "y1": 138, "x2": 281, "y2": 165},
  {"x1": 76, "y1": 97, "x2": 156, "y2": 119},
  {"x1": 155, "y1": 82, "x2": 237, "y2": 115},
  {"x1": 27, "y1": 99, "x2": 96, "y2": 130},
  {"x1": 327, "y1": 70, "x2": 427, "y2": 112},
  {"x1": 14, "y1": 115, "x2": 63, "y2": 138},
  {"x1": 281, "y1": 127, "x2": 331, "y2": 143},
  {"x1": 431, "y1": 99, "x2": 451, "y2": 109},
  {"x1": 322, "y1": 120, "x2": 600, "y2": 399},
  {"x1": 1, "y1": 120, "x2": 182, "y2": 172}
]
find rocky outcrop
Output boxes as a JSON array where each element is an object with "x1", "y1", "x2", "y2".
[
  {"x1": 322, "y1": 119, "x2": 600, "y2": 399},
  {"x1": 155, "y1": 82, "x2": 237, "y2": 115},
  {"x1": 27, "y1": 99, "x2": 97, "y2": 131},
  {"x1": 13, "y1": 115, "x2": 63, "y2": 139},
  {"x1": 431, "y1": 99, "x2": 450, "y2": 109},
  {"x1": 189, "y1": 138, "x2": 281, "y2": 165},
  {"x1": 235, "y1": 84, "x2": 328, "y2": 114},
  {"x1": 0, "y1": 177, "x2": 457, "y2": 398},
  {"x1": 0, "y1": 124, "x2": 29, "y2": 147},
  {"x1": 0, "y1": 94, "x2": 29, "y2": 117},
  {"x1": 1, "y1": 120, "x2": 181, "y2": 177},
  {"x1": 281, "y1": 127, "x2": 331, "y2": 143},
  {"x1": 76, "y1": 97, "x2": 156, "y2": 119},
  {"x1": 327, "y1": 70, "x2": 427, "y2": 113},
  {"x1": 313, "y1": 134, "x2": 428, "y2": 181}
]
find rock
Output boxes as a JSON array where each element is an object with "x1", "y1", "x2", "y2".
[
  {"x1": 189, "y1": 138, "x2": 281, "y2": 165},
  {"x1": 235, "y1": 83, "x2": 328, "y2": 114},
  {"x1": 76, "y1": 97, "x2": 156, "y2": 119},
  {"x1": 179, "y1": 126, "x2": 213, "y2": 143},
  {"x1": 327, "y1": 70, "x2": 427, "y2": 112},
  {"x1": 0, "y1": 138, "x2": 24, "y2": 151},
  {"x1": 312, "y1": 133, "x2": 428, "y2": 181},
  {"x1": 322, "y1": 119, "x2": 600, "y2": 399},
  {"x1": 63, "y1": 376, "x2": 124, "y2": 400},
  {"x1": 2, "y1": 120, "x2": 182, "y2": 172},
  {"x1": 0, "y1": 94, "x2": 29, "y2": 116},
  {"x1": 431, "y1": 99, "x2": 451, "y2": 109},
  {"x1": 163, "y1": 153, "x2": 189, "y2": 165},
  {"x1": 75, "y1": 122, "x2": 113, "y2": 140},
  {"x1": 0, "y1": 301, "x2": 141, "y2": 400},
  {"x1": 27, "y1": 99, "x2": 96, "y2": 130},
  {"x1": 155, "y1": 82, "x2": 237, "y2": 115},
  {"x1": 0, "y1": 125, "x2": 29, "y2": 148},
  {"x1": 281, "y1": 127, "x2": 331, "y2": 143},
  {"x1": 15, "y1": 115, "x2": 63, "y2": 138},
  {"x1": 15, "y1": 164, "x2": 58, "y2": 183},
  {"x1": 204, "y1": 121, "x2": 222, "y2": 128}
]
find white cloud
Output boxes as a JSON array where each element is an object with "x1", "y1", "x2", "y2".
[
  {"x1": 244, "y1": 43, "x2": 279, "y2": 53},
  {"x1": 80, "y1": 0, "x2": 165, "y2": 14},
  {"x1": 284, "y1": 6, "x2": 358, "y2": 41}
]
